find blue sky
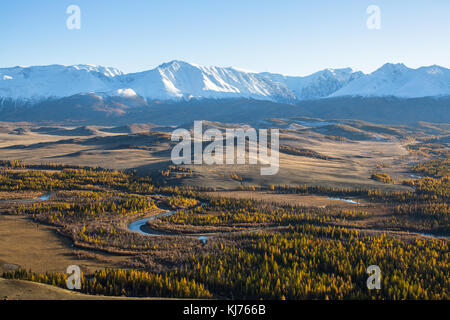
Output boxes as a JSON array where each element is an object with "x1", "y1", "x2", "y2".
[{"x1": 0, "y1": 0, "x2": 449, "y2": 75}]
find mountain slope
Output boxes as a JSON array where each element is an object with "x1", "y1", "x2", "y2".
[
  {"x1": 332, "y1": 63, "x2": 450, "y2": 98},
  {"x1": 0, "y1": 61, "x2": 449, "y2": 105},
  {"x1": 261, "y1": 68, "x2": 363, "y2": 100},
  {"x1": 122, "y1": 60, "x2": 296, "y2": 101},
  {"x1": 0, "y1": 64, "x2": 123, "y2": 101}
]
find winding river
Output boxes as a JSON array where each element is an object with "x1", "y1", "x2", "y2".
[
  {"x1": 127, "y1": 199, "x2": 450, "y2": 242},
  {"x1": 127, "y1": 197, "x2": 362, "y2": 242},
  {"x1": 0, "y1": 193, "x2": 53, "y2": 203},
  {"x1": 128, "y1": 212, "x2": 175, "y2": 236},
  {"x1": 128, "y1": 211, "x2": 211, "y2": 243},
  {"x1": 3, "y1": 192, "x2": 447, "y2": 242}
]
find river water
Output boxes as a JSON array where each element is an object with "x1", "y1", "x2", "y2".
[
  {"x1": 128, "y1": 211, "x2": 211, "y2": 243},
  {"x1": 326, "y1": 197, "x2": 360, "y2": 204}
]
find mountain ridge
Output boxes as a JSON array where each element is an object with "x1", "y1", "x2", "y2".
[{"x1": 0, "y1": 61, "x2": 449, "y2": 105}]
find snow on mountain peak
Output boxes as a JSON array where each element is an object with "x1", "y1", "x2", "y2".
[
  {"x1": 373, "y1": 63, "x2": 411, "y2": 77},
  {"x1": 0, "y1": 64, "x2": 126, "y2": 101},
  {"x1": 71, "y1": 64, "x2": 124, "y2": 77},
  {"x1": 0, "y1": 61, "x2": 448, "y2": 103},
  {"x1": 259, "y1": 67, "x2": 364, "y2": 100},
  {"x1": 421, "y1": 65, "x2": 446, "y2": 75},
  {"x1": 132, "y1": 60, "x2": 295, "y2": 101},
  {"x1": 332, "y1": 63, "x2": 450, "y2": 98}
]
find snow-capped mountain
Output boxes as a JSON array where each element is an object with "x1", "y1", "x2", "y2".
[
  {"x1": 332, "y1": 63, "x2": 450, "y2": 98},
  {"x1": 260, "y1": 68, "x2": 364, "y2": 100},
  {"x1": 121, "y1": 60, "x2": 296, "y2": 101},
  {"x1": 0, "y1": 64, "x2": 123, "y2": 101},
  {"x1": 0, "y1": 61, "x2": 449, "y2": 105}
]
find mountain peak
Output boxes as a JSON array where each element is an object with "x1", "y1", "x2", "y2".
[
  {"x1": 376, "y1": 63, "x2": 410, "y2": 73},
  {"x1": 324, "y1": 67, "x2": 355, "y2": 74},
  {"x1": 0, "y1": 62, "x2": 449, "y2": 103},
  {"x1": 332, "y1": 62, "x2": 450, "y2": 98},
  {"x1": 71, "y1": 64, "x2": 124, "y2": 77},
  {"x1": 158, "y1": 60, "x2": 198, "y2": 69}
]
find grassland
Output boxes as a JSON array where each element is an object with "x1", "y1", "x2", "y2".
[{"x1": 0, "y1": 118, "x2": 448, "y2": 299}]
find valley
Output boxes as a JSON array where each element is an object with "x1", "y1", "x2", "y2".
[
  {"x1": 0, "y1": 116, "x2": 448, "y2": 299},
  {"x1": 2, "y1": 0, "x2": 449, "y2": 307}
]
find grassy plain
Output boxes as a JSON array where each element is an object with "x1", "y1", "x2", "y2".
[{"x1": 0, "y1": 118, "x2": 448, "y2": 299}]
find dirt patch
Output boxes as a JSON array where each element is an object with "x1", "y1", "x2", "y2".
[
  {"x1": 0, "y1": 215, "x2": 129, "y2": 274},
  {"x1": 207, "y1": 191, "x2": 366, "y2": 208}
]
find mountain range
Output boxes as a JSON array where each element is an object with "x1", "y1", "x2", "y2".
[{"x1": 1, "y1": 61, "x2": 449, "y2": 105}]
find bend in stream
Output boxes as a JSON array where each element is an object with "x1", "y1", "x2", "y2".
[{"x1": 128, "y1": 211, "x2": 211, "y2": 243}]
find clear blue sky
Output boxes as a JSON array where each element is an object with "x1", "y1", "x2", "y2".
[{"x1": 1, "y1": 0, "x2": 449, "y2": 75}]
